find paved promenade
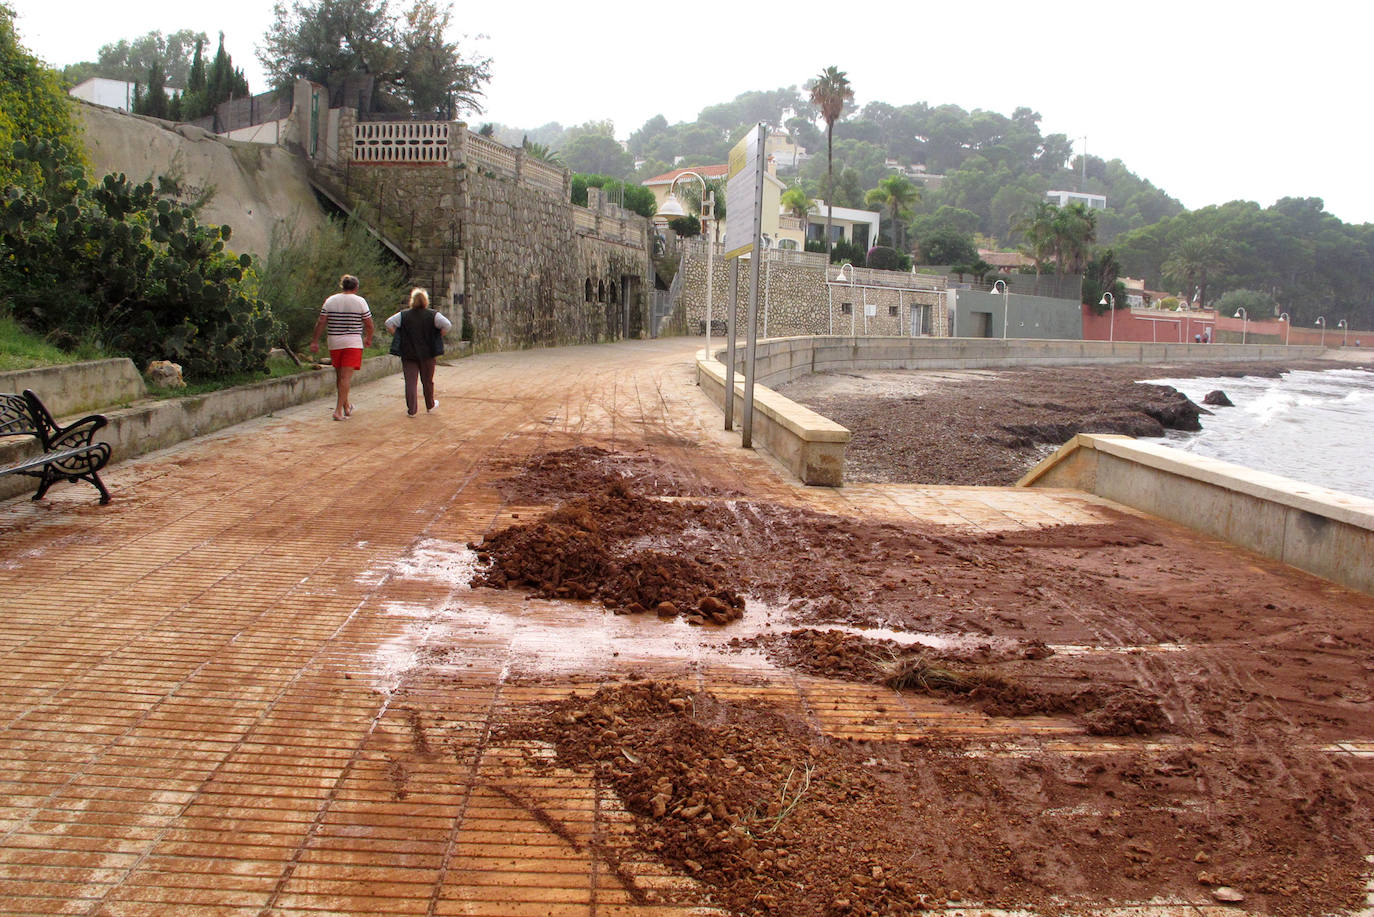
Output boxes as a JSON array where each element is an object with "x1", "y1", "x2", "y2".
[{"x1": 0, "y1": 339, "x2": 1365, "y2": 916}]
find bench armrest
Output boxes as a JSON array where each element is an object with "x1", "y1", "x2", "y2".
[
  {"x1": 48, "y1": 414, "x2": 109, "y2": 451},
  {"x1": 22, "y1": 390, "x2": 108, "y2": 452}
]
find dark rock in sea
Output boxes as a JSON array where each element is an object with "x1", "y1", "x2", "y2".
[{"x1": 1202, "y1": 390, "x2": 1234, "y2": 406}]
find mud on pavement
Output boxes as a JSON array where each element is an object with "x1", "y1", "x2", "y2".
[{"x1": 453, "y1": 445, "x2": 1374, "y2": 915}]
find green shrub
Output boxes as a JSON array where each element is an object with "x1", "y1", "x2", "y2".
[
  {"x1": 570, "y1": 174, "x2": 658, "y2": 218},
  {"x1": 866, "y1": 246, "x2": 903, "y2": 271},
  {"x1": 806, "y1": 237, "x2": 867, "y2": 266},
  {"x1": 253, "y1": 217, "x2": 409, "y2": 349}
]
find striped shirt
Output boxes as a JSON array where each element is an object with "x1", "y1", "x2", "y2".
[{"x1": 320, "y1": 292, "x2": 371, "y2": 350}]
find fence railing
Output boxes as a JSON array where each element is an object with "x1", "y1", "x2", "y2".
[
  {"x1": 352, "y1": 122, "x2": 451, "y2": 163},
  {"x1": 524, "y1": 157, "x2": 565, "y2": 195},
  {"x1": 465, "y1": 132, "x2": 518, "y2": 175}
]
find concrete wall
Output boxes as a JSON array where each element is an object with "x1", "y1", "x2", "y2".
[
  {"x1": 717, "y1": 336, "x2": 1329, "y2": 391},
  {"x1": 0, "y1": 359, "x2": 147, "y2": 417},
  {"x1": 955, "y1": 290, "x2": 1083, "y2": 340},
  {"x1": 1021, "y1": 435, "x2": 1374, "y2": 596}
]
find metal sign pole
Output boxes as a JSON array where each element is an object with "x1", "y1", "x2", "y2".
[
  {"x1": 741, "y1": 125, "x2": 766, "y2": 450},
  {"x1": 724, "y1": 258, "x2": 739, "y2": 431}
]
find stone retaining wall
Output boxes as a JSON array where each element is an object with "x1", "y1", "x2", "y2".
[{"x1": 678, "y1": 252, "x2": 947, "y2": 339}]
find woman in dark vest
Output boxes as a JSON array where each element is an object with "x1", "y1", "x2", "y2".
[{"x1": 384, "y1": 288, "x2": 452, "y2": 416}]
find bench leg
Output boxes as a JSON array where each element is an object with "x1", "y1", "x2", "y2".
[{"x1": 30, "y1": 467, "x2": 112, "y2": 505}]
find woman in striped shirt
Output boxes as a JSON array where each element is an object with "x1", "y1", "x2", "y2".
[{"x1": 309, "y1": 274, "x2": 375, "y2": 421}]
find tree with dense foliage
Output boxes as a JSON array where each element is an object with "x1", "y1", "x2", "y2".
[
  {"x1": 132, "y1": 60, "x2": 170, "y2": 119},
  {"x1": 1082, "y1": 248, "x2": 1124, "y2": 308},
  {"x1": 916, "y1": 229, "x2": 977, "y2": 266},
  {"x1": 259, "y1": 0, "x2": 489, "y2": 117},
  {"x1": 864, "y1": 174, "x2": 920, "y2": 252},
  {"x1": 1215, "y1": 288, "x2": 1278, "y2": 318},
  {"x1": 0, "y1": 4, "x2": 82, "y2": 196},
  {"x1": 808, "y1": 66, "x2": 853, "y2": 260},
  {"x1": 560, "y1": 123, "x2": 634, "y2": 179},
  {"x1": 61, "y1": 29, "x2": 206, "y2": 87}
]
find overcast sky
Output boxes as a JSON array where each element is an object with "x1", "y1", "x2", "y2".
[{"x1": 12, "y1": 0, "x2": 1372, "y2": 224}]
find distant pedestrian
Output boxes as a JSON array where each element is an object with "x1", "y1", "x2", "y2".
[
  {"x1": 1203, "y1": 327, "x2": 1212, "y2": 344},
  {"x1": 1194, "y1": 333, "x2": 1202, "y2": 343},
  {"x1": 385, "y1": 288, "x2": 451, "y2": 416},
  {"x1": 310, "y1": 274, "x2": 374, "y2": 421}
]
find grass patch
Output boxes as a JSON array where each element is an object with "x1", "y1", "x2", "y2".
[{"x1": 0, "y1": 316, "x2": 108, "y2": 371}]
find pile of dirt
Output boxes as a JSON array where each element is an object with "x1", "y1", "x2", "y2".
[
  {"x1": 470, "y1": 483, "x2": 745, "y2": 621},
  {"x1": 779, "y1": 359, "x2": 1355, "y2": 485},
  {"x1": 738, "y1": 628, "x2": 1165, "y2": 736},
  {"x1": 500, "y1": 680, "x2": 1371, "y2": 916}
]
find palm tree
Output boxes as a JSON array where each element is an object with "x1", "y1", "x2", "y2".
[
  {"x1": 521, "y1": 135, "x2": 562, "y2": 166},
  {"x1": 1016, "y1": 201, "x2": 1058, "y2": 279},
  {"x1": 1162, "y1": 233, "x2": 1230, "y2": 306},
  {"x1": 809, "y1": 66, "x2": 854, "y2": 261},
  {"x1": 677, "y1": 177, "x2": 727, "y2": 242},
  {"x1": 1051, "y1": 202, "x2": 1097, "y2": 277},
  {"x1": 864, "y1": 175, "x2": 920, "y2": 253},
  {"x1": 780, "y1": 186, "x2": 815, "y2": 239}
]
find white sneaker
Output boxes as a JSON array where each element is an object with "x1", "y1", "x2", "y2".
[{"x1": 427, "y1": 401, "x2": 439, "y2": 412}]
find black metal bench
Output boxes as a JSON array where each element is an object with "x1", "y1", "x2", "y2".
[{"x1": 0, "y1": 390, "x2": 112, "y2": 504}]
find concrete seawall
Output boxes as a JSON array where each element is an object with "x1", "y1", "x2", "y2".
[
  {"x1": 718, "y1": 336, "x2": 1329, "y2": 390},
  {"x1": 1021, "y1": 434, "x2": 1374, "y2": 596}
]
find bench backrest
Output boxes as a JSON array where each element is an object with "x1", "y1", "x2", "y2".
[{"x1": 0, "y1": 393, "x2": 39, "y2": 439}]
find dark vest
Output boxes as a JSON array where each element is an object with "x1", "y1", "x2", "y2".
[{"x1": 397, "y1": 308, "x2": 442, "y2": 361}]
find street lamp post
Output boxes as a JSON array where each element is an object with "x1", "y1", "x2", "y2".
[
  {"x1": 992, "y1": 279, "x2": 1009, "y2": 339},
  {"x1": 836, "y1": 263, "x2": 857, "y2": 335},
  {"x1": 1338, "y1": 319, "x2": 1348, "y2": 346},
  {"x1": 1099, "y1": 292, "x2": 1115, "y2": 342},
  {"x1": 1279, "y1": 312, "x2": 1290, "y2": 346},
  {"x1": 1316, "y1": 316, "x2": 1326, "y2": 347},
  {"x1": 1234, "y1": 307, "x2": 1248, "y2": 344},
  {"x1": 657, "y1": 172, "x2": 715, "y2": 359}
]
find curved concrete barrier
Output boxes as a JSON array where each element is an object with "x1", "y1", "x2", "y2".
[
  {"x1": 695, "y1": 357, "x2": 849, "y2": 486},
  {"x1": 1021, "y1": 434, "x2": 1374, "y2": 596}
]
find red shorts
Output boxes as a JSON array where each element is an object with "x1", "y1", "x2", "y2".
[{"x1": 330, "y1": 348, "x2": 363, "y2": 369}]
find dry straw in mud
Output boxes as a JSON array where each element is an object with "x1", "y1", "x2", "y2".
[{"x1": 882, "y1": 653, "x2": 999, "y2": 694}]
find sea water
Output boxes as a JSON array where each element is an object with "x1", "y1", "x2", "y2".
[{"x1": 1141, "y1": 367, "x2": 1374, "y2": 500}]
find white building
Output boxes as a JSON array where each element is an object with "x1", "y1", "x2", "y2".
[
  {"x1": 1046, "y1": 189, "x2": 1107, "y2": 210},
  {"x1": 68, "y1": 78, "x2": 137, "y2": 111}
]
